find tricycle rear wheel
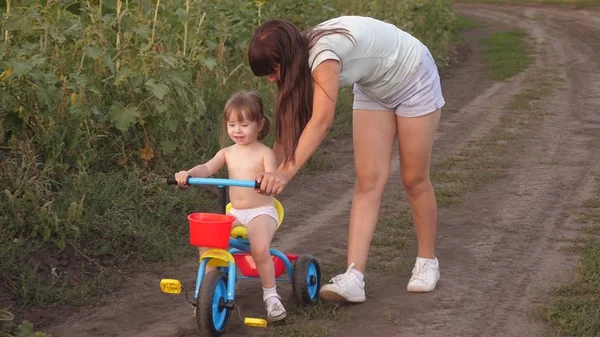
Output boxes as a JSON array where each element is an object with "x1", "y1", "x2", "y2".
[
  {"x1": 292, "y1": 255, "x2": 321, "y2": 306},
  {"x1": 196, "y1": 270, "x2": 231, "y2": 337}
]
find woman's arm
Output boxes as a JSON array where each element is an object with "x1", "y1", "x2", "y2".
[
  {"x1": 278, "y1": 59, "x2": 341, "y2": 178},
  {"x1": 257, "y1": 59, "x2": 340, "y2": 195}
]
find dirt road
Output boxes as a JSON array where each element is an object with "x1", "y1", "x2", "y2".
[{"x1": 44, "y1": 4, "x2": 600, "y2": 337}]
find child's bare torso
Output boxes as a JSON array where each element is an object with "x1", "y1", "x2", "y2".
[{"x1": 224, "y1": 143, "x2": 274, "y2": 210}]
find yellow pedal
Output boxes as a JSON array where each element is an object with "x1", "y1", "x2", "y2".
[
  {"x1": 160, "y1": 279, "x2": 182, "y2": 294},
  {"x1": 244, "y1": 317, "x2": 268, "y2": 328}
]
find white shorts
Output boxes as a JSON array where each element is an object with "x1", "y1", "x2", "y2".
[
  {"x1": 352, "y1": 44, "x2": 445, "y2": 117},
  {"x1": 228, "y1": 205, "x2": 278, "y2": 227}
]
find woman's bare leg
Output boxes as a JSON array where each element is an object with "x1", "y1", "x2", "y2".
[
  {"x1": 347, "y1": 109, "x2": 399, "y2": 272},
  {"x1": 396, "y1": 109, "x2": 441, "y2": 292}
]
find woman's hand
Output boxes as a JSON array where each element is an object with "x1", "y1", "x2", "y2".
[
  {"x1": 174, "y1": 170, "x2": 190, "y2": 188},
  {"x1": 256, "y1": 171, "x2": 291, "y2": 196}
]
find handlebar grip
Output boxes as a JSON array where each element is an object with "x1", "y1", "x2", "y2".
[{"x1": 166, "y1": 175, "x2": 178, "y2": 185}]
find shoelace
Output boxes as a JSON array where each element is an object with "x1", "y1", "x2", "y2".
[
  {"x1": 329, "y1": 263, "x2": 356, "y2": 286},
  {"x1": 411, "y1": 262, "x2": 430, "y2": 282}
]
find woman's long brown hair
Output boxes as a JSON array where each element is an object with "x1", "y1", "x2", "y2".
[{"x1": 248, "y1": 19, "x2": 354, "y2": 166}]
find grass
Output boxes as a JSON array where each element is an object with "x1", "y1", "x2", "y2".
[
  {"x1": 255, "y1": 323, "x2": 329, "y2": 337},
  {"x1": 583, "y1": 197, "x2": 600, "y2": 208},
  {"x1": 254, "y1": 300, "x2": 353, "y2": 337},
  {"x1": 480, "y1": 29, "x2": 532, "y2": 80},
  {"x1": 450, "y1": 15, "x2": 486, "y2": 49},
  {"x1": 369, "y1": 213, "x2": 417, "y2": 274},
  {"x1": 454, "y1": 15, "x2": 485, "y2": 31},
  {"x1": 543, "y1": 170, "x2": 600, "y2": 336},
  {"x1": 0, "y1": 170, "x2": 216, "y2": 309}
]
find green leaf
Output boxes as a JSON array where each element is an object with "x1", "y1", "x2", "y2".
[
  {"x1": 202, "y1": 57, "x2": 217, "y2": 70},
  {"x1": 50, "y1": 30, "x2": 67, "y2": 44},
  {"x1": 43, "y1": 72, "x2": 60, "y2": 85},
  {"x1": 42, "y1": 227, "x2": 51, "y2": 241},
  {"x1": 160, "y1": 139, "x2": 177, "y2": 155},
  {"x1": 115, "y1": 67, "x2": 132, "y2": 85},
  {"x1": 152, "y1": 102, "x2": 167, "y2": 114},
  {"x1": 235, "y1": 31, "x2": 252, "y2": 50},
  {"x1": 17, "y1": 320, "x2": 34, "y2": 337},
  {"x1": 109, "y1": 103, "x2": 140, "y2": 131},
  {"x1": 145, "y1": 80, "x2": 170, "y2": 100},
  {"x1": 72, "y1": 73, "x2": 89, "y2": 85},
  {"x1": 7, "y1": 60, "x2": 34, "y2": 77},
  {"x1": 4, "y1": 14, "x2": 33, "y2": 34},
  {"x1": 195, "y1": 95, "x2": 206, "y2": 116},
  {"x1": 30, "y1": 55, "x2": 47, "y2": 67},
  {"x1": 103, "y1": 54, "x2": 116, "y2": 74},
  {"x1": 120, "y1": 13, "x2": 136, "y2": 32},
  {"x1": 176, "y1": 8, "x2": 189, "y2": 22},
  {"x1": 158, "y1": 55, "x2": 176, "y2": 68},
  {"x1": 103, "y1": 0, "x2": 117, "y2": 10},
  {"x1": 134, "y1": 25, "x2": 152, "y2": 39},
  {"x1": 166, "y1": 119, "x2": 178, "y2": 132},
  {"x1": 64, "y1": 22, "x2": 84, "y2": 38},
  {"x1": 167, "y1": 70, "x2": 189, "y2": 86},
  {"x1": 83, "y1": 46, "x2": 103, "y2": 60},
  {"x1": 57, "y1": 239, "x2": 66, "y2": 251},
  {"x1": 36, "y1": 86, "x2": 60, "y2": 108}
]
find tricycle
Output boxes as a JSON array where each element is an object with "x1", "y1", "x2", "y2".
[{"x1": 160, "y1": 175, "x2": 322, "y2": 336}]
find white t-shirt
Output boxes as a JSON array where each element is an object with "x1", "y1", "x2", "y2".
[{"x1": 308, "y1": 16, "x2": 423, "y2": 100}]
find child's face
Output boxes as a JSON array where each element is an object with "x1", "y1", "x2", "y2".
[{"x1": 227, "y1": 118, "x2": 263, "y2": 146}]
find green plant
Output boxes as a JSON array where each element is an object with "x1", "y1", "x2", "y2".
[{"x1": 0, "y1": 309, "x2": 52, "y2": 337}]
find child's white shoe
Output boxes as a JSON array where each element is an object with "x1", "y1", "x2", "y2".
[{"x1": 264, "y1": 294, "x2": 286, "y2": 322}]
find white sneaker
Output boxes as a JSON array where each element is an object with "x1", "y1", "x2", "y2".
[
  {"x1": 319, "y1": 263, "x2": 366, "y2": 303},
  {"x1": 407, "y1": 257, "x2": 440, "y2": 292}
]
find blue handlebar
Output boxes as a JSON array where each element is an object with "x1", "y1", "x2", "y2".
[
  {"x1": 188, "y1": 177, "x2": 257, "y2": 188},
  {"x1": 166, "y1": 175, "x2": 259, "y2": 189}
]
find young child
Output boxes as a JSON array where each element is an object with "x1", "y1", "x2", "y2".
[{"x1": 174, "y1": 91, "x2": 285, "y2": 322}]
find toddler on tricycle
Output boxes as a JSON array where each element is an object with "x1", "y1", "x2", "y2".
[{"x1": 160, "y1": 91, "x2": 321, "y2": 336}]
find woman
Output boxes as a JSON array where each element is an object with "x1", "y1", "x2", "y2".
[{"x1": 249, "y1": 15, "x2": 444, "y2": 302}]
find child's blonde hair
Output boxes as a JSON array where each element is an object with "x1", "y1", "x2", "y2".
[{"x1": 221, "y1": 91, "x2": 271, "y2": 147}]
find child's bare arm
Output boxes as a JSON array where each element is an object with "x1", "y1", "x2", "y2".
[
  {"x1": 263, "y1": 148, "x2": 278, "y2": 173},
  {"x1": 187, "y1": 150, "x2": 226, "y2": 177}
]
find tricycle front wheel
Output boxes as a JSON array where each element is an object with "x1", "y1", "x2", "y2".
[
  {"x1": 292, "y1": 255, "x2": 321, "y2": 306},
  {"x1": 197, "y1": 270, "x2": 231, "y2": 337}
]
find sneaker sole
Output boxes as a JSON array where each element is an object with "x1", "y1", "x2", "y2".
[
  {"x1": 320, "y1": 289, "x2": 366, "y2": 303},
  {"x1": 267, "y1": 312, "x2": 287, "y2": 322},
  {"x1": 407, "y1": 276, "x2": 440, "y2": 293},
  {"x1": 406, "y1": 286, "x2": 436, "y2": 293}
]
